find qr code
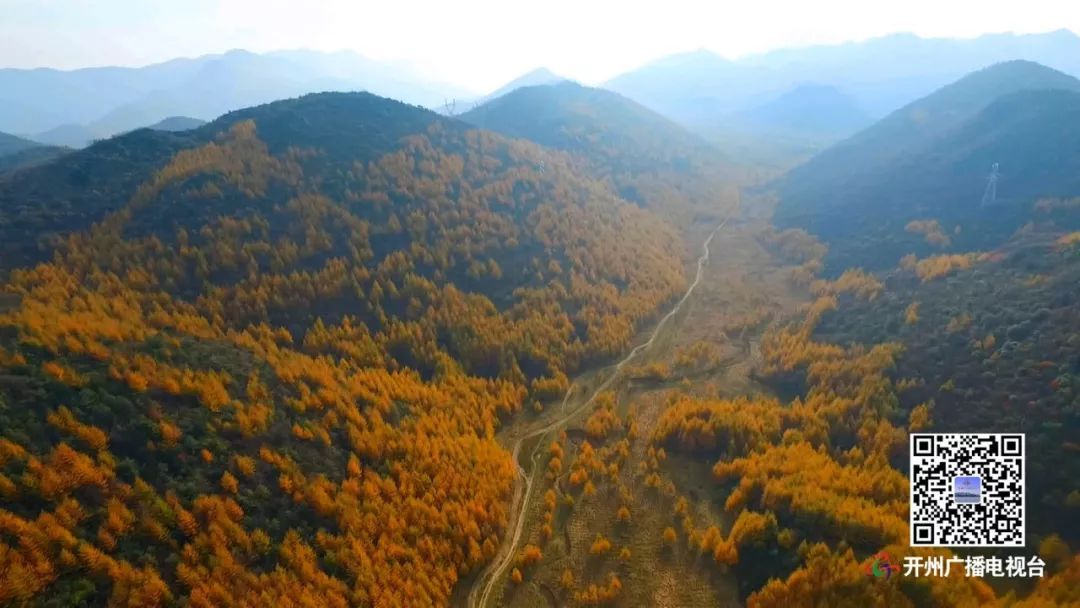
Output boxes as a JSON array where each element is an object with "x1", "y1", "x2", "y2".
[{"x1": 910, "y1": 433, "x2": 1024, "y2": 547}]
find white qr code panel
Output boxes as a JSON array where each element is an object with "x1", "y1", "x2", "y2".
[{"x1": 910, "y1": 433, "x2": 1024, "y2": 547}]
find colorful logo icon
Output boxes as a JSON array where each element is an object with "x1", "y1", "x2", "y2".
[
  {"x1": 954, "y1": 476, "x2": 982, "y2": 504},
  {"x1": 863, "y1": 551, "x2": 901, "y2": 580}
]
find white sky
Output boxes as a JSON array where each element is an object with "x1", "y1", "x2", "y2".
[{"x1": 2, "y1": 0, "x2": 1078, "y2": 92}]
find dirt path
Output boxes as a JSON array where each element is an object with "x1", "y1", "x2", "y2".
[{"x1": 467, "y1": 219, "x2": 728, "y2": 608}]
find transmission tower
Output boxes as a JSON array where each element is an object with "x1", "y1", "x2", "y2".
[{"x1": 981, "y1": 162, "x2": 999, "y2": 207}]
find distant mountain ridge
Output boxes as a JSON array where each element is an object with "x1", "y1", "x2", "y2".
[
  {"x1": 475, "y1": 68, "x2": 567, "y2": 106},
  {"x1": 604, "y1": 30, "x2": 1080, "y2": 135},
  {"x1": 739, "y1": 29, "x2": 1080, "y2": 114},
  {"x1": 2, "y1": 49, "x2": 477, "y2": 147},
  {"x1": 732, "y1": 84, "x2": 871, "y2": 136},
  {"x1": 146, "y1": 116, "x2": 206, "y2": 131},
  {"x1": 772, "y1": 60, "x2": 1080, "y2": 271},
  {"x1": 11, "y1": 30, "x2": 1080, "y2": 150}
]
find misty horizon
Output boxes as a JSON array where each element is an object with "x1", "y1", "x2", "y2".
[
  {"x1": 2, "y1": 27, "x2": 1077, "y2": 94},
  {"x1": 5, "y1": 0, "x2": 1080, "y2": 91}
]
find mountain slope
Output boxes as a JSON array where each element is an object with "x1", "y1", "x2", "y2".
[
  {"x1": 0, "y1": 131, "x2": 47, "y2": 156},
  {"x1": 0, "y1": 91, "x2": 687, "y2": 606},
  {"x1": 773, "y1": 62, "x2": 1080, "y2": 271},
  {"x1": 461, "y1": 81, "x2": 739, "y2": 222},
  {"x1": 0, "y1": 131, "x2": 69, "y2": 172},
  {"x1": 781, "y1": 60, "x2": 1080, "y2": 198},
  {"x1": 813, "y1": 225, "x2": 1080, "y2": 545},
  {"x1": 0, "y1": 146, "x2": 69, "y2": 173}
]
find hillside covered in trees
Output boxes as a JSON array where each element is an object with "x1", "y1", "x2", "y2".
[
  {"x1": 461, "y1": 82, "x2": 741, "y2": 225},
  {"x1": 487, "y1": 218, "x2": 1078, "y2": 607},
  {"x1": 479, "y1": 60, "x2": 1080, "y2": 608},
  {"x1": 679, "y1": 58, "x2": 1080, "y2": 607},
  {"x1": 0, "y1": 131, "x2": 68, "y2": 174},
  {"x1": 0, "y1": 92, "x2": 695, "y2": 606},
  {"x1": 2, "y1": 50, "x2": 1079, "y2": 608},
  {"x1": 813, "y1": 220, "x2": 1080, "y2": 544},
  {"x1": 773, "y1": 61, "x2": 1080, "y2": 272}
]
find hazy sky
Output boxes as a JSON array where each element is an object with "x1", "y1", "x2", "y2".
[{"x1": 3, "y1": 0, "x2": 1078, "y2": 91}]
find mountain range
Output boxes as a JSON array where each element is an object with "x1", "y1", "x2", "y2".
[
  {"x1": 8, "y1": 30, "x2": 1080, "y2": 153},
  {"x1": 2, "y1": 49, "x2": 476, "y2": 147},
  {"x1": 606, "y1": 29, "x2": 1080, "y2": 121},
  {"x1": 146, "y1": 116, "x2": 207, "y2": 131},
  {"x1": 604, "y1": 28, "x2": 1080, "y2": 165},
  {"x1": 772, "y1": 60, "x2": 1080, "y2": 271}
]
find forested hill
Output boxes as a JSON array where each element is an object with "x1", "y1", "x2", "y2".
[
  {"x1": 773, "y1": 61, "x2": 1080, "y2": 271},
  {"x1": 461, "y1": 81, "x2": 740, "y2": 223},
  {"x1": 0, "y1": 91, "x2": 687, "y2": 605},
  {"x1": 2, "y1": 92, "x2": 479, "y2": 268},
  {"x1": 0, "y1": 131, "x2": 68, "y2": 173},
  {"x1": 0, "y1": 131, "x2": 45, "y2": 157}
]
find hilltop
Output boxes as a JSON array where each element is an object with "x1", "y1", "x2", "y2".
[
  {"x1": 147, "y1": 116, "x2": 207, "y2": 131},
  {"x1": 473, "y1": 68, "x2": 568, "y2": 106},
  {"x1": 461, "y1": 81, "x2": 740, "y2": 222}
]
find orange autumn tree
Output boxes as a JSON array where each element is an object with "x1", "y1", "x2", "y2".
[
  {"x1": 646, "y1": 266, "x2": 1014, "y2": 606},
  {"x1": 0, "y1": 100, "x2": 693, "y2": 606}
]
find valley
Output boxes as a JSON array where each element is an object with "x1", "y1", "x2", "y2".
[
  {"x1": 469, "y1": 216, "x2": 732, "y2": 608},
  {"x1": 1, "y1": 24, "x2": 1080, "y2": 608},
  {"x1": 461, "y1": 209, "x2": 815, "y2": 607}
]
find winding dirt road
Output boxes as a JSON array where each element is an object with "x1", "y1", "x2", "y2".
[{"x1": 467, "y1": 219, "x2": 728, "y2": 608}]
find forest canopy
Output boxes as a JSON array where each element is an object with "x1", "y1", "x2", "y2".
[{"x1": 0, "y1": 93, "x2": 690, "y2": 606}]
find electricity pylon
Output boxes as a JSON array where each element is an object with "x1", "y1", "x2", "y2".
[{"x1": 981, "y1": 162, "x2": 999, "y2": 207}]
